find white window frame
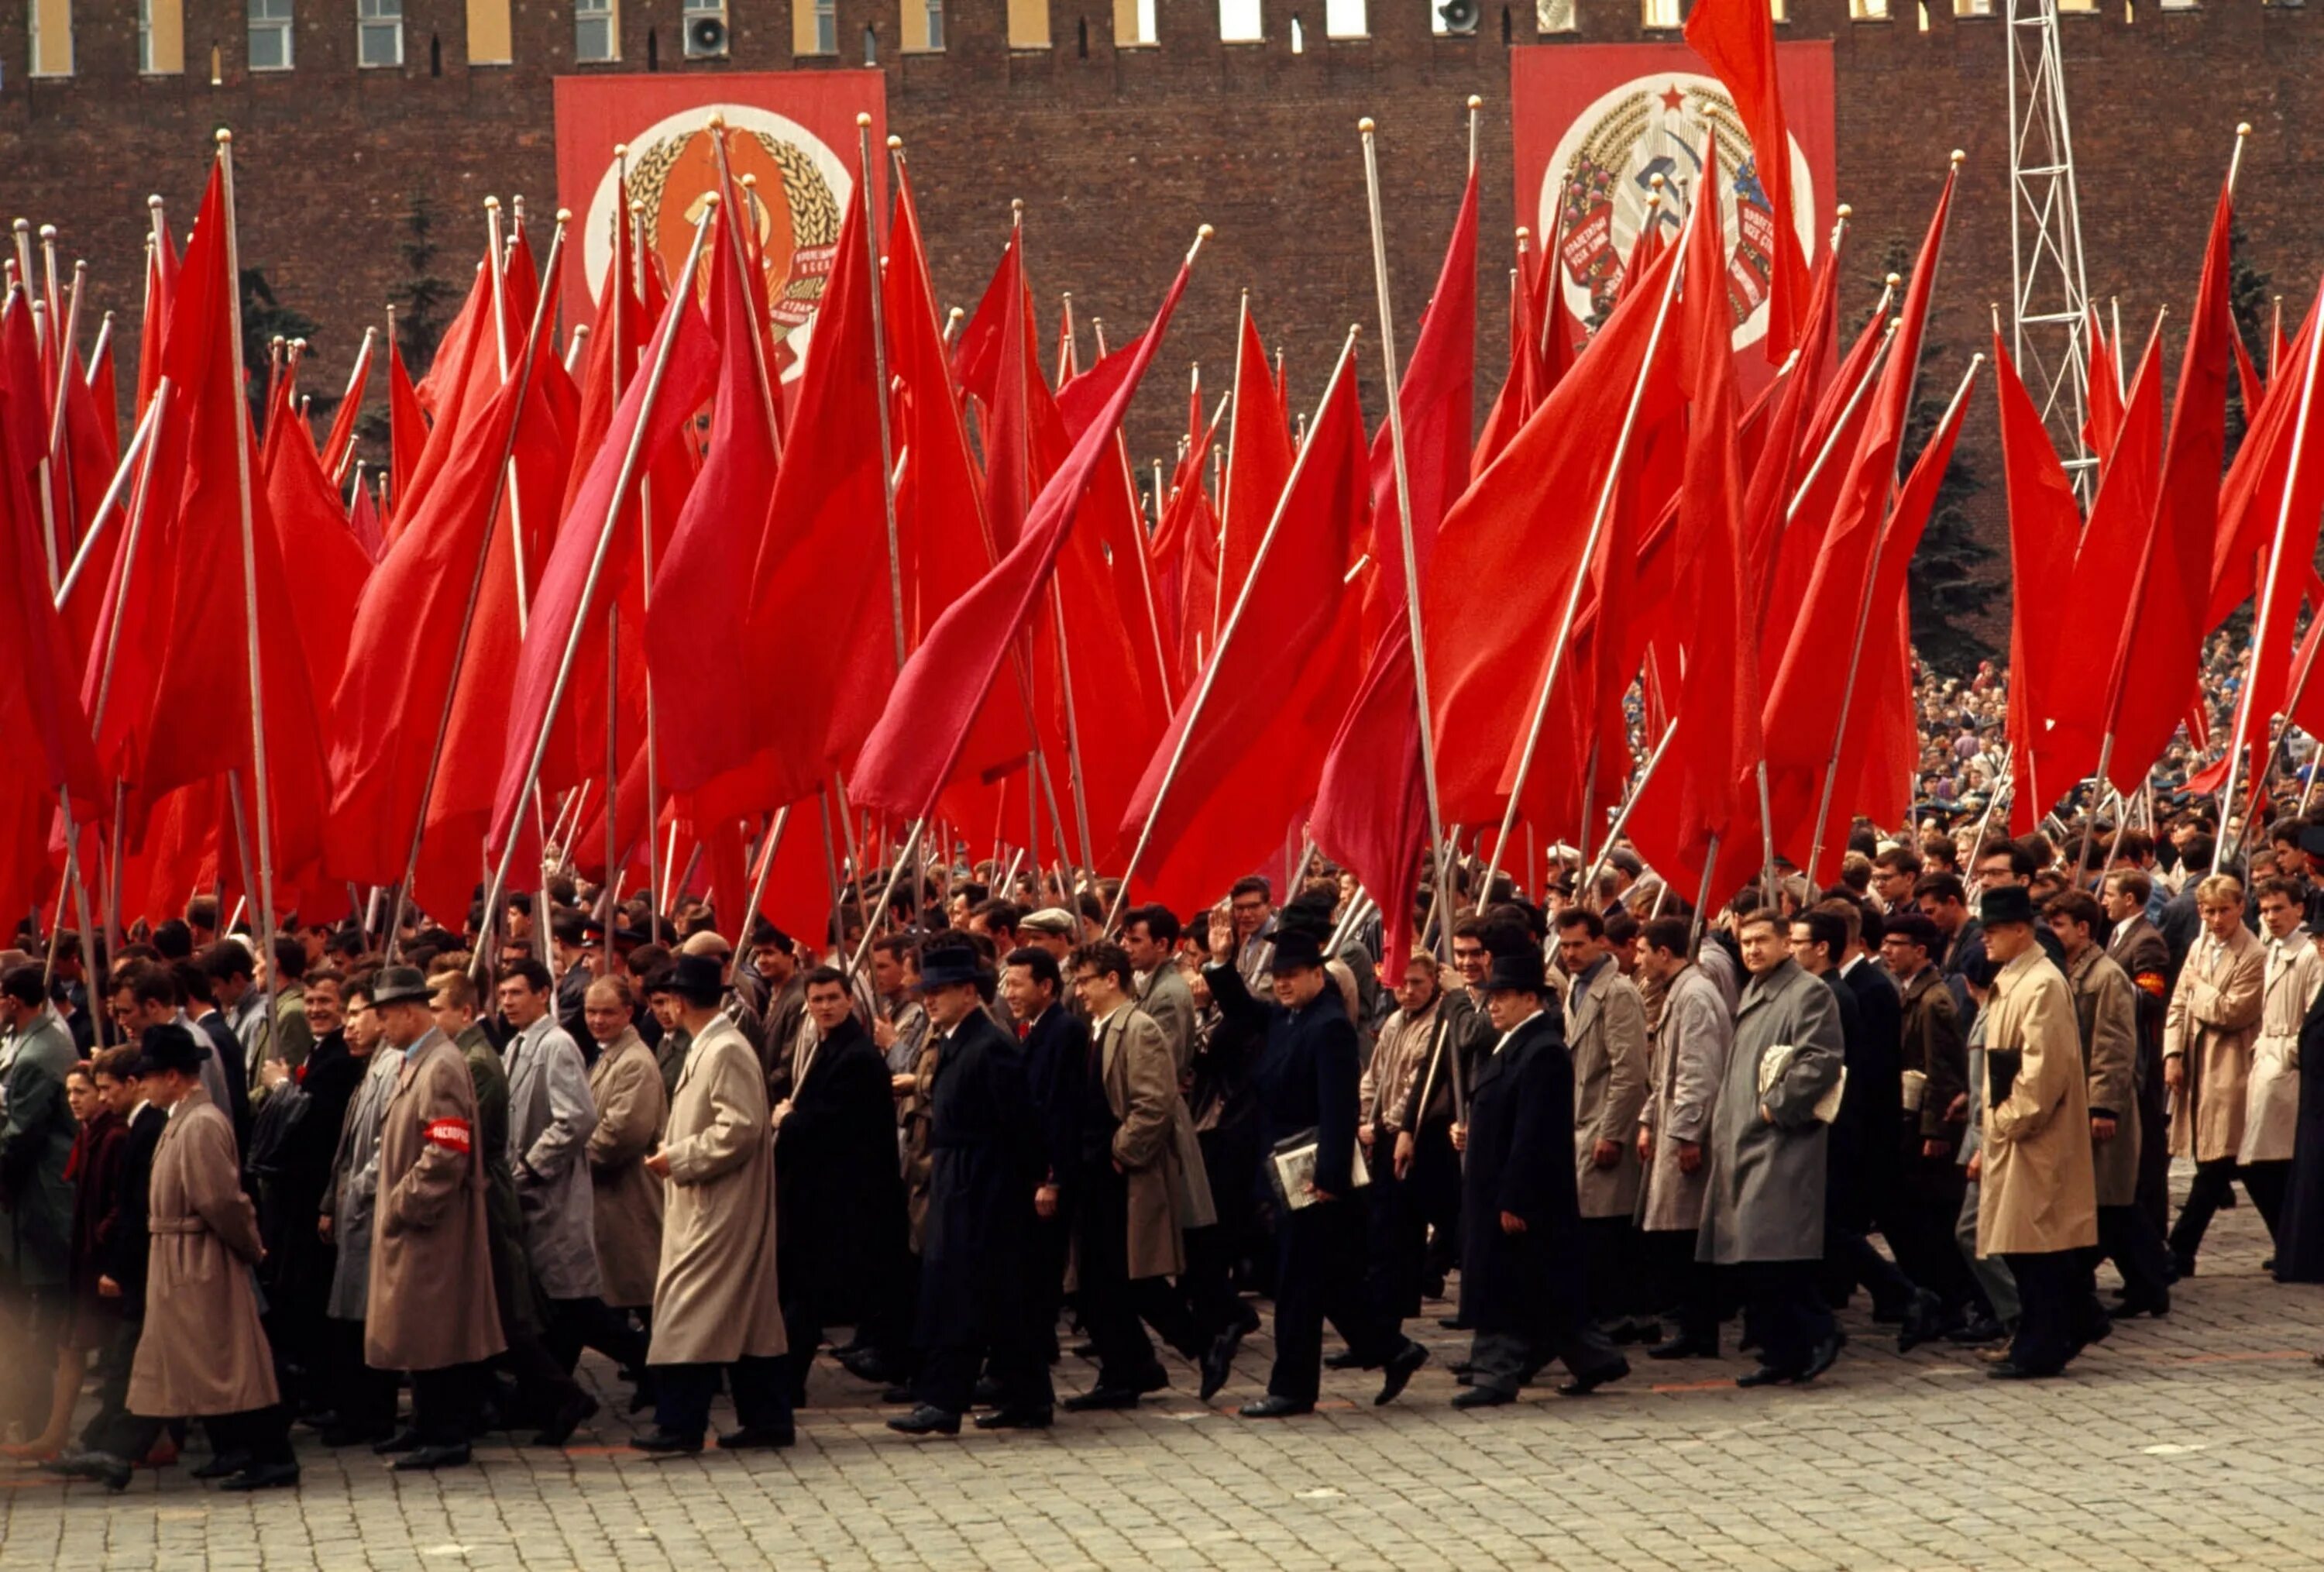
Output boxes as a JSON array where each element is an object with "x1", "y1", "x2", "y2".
[
  {"x1": 139, "y1": 0, "x2": 156, "y2": 71},
  {"x1": 249, "y1": 0, "x2": 294, "y2": 70},
  {"x1": 815, "y1": 0, "x2": 837, "y2": 53},
  {"x1": 1324, "y1": 0, "x2": 1365, "y2": 36},
  {"x1": 1642, "y1": 0, "x2": 1680, "y2": 26},
  {"x1": 574, "y1": 0, "x2": 617, "y2": 60},
  {"x1": 29, "y1": 0, "x2": 74, "y2": 77},
  {"x1": 925, "y1": 0, "x2": 945, "y2": 47},
  {"x1": 357, "y1": 0, "x2": 404, "y2": 66}
]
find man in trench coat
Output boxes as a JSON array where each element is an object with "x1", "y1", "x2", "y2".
[
  {"x1": 2163, "y1": 874, "x2": 2266, "y2": 1274},
  {"x1": 634, "y1": 955, "x2": 791, "y2": 1453},
  {"x1": 366, "y1": 967, "x2": 507, "y2": 1471},
  {"x1": 1697, "y1": 909, "x2": 1846, "y2": 1388}
]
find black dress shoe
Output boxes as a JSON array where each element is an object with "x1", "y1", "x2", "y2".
[
  {"x1": 1450, "y1": 1385, "x2": 1514, "y2": 1409},
  {"x1": 1557, "y1": 1356, "x2": 1630, "y2": 1398},
  {"x1": 1200, "y1": 1340, "x2": 1237, "y2": 1402},
  {"x1": 1061, "y1": 1386, "x2": 1142, "y2": 1412},
  {"x1": 1375, "y1": 1340, "x2": 1429, "y2": 1405},
  {"x1": 885, "y1": 1405, "x2": 961, "y2": 1436},
  {"x1": 1128, "y1": 1362, "x2": 1169, "y2": 1395},
  {"x1": 2116, "y1": 1289, "x2": 2171, "y2": 1318},
  {"x1": 372, "y1": 1427, "x2": 423, "y2": 1456},
  {"x1": 630, "y1": 1430, "x2": 705, "y2": 1455},
  {"x1": 971, "y1": 1376, "x2": 1006, "y2": 1407},
  {"x1": 1238, "y1": 1394, "x2": 1313, "y2": 1418},
  {"x1": 1323, "y1": 1349, "x2": 1364, "y2": 1371},
  {"x1": 92, "y1": 1454, "x2": 134, "y2": 1492},
  {"x1": 1437, "y1": 1315, "x2": 1472, "y2": 1330},
  {"x1": 1734, "y1": 1364, "x2": 1799, "y2": 1388},
  {"x1": 220, "y1": 1461, "x2": 301, "y2": 1491},
  {"x1": 391, "y1": 1443, "x2": 473, "y2": 1471},
  {"x1": 715, "y1": 1426, "x2": 796, "y2": 1450},
  {"x1": 971, "y1": 1406, "x2": 1054, "y2": 1430},
  {"x1": 1985, "y1": 1360, "x2": 2056, "y2": 1380},
  {"x1": 1647, "y1": 1335, "x2": 1718, "y2": 1360},
  {"x1": 191, "y1": 1450, "x2": 253, "y2": 1481},
  {"x1": 1896, "y1": 1290, "x2": 1946, "y2": 1355},
  {"x1": 531, "y1": 1390, "x2": 600, "y2": 1448},
  {"x1": 1800, "y1": 1330, "x2": 1845, "y2": 1382},
  {"x1": 1947, "y1": 1316, "x2": 2006, "y2": 1347}
]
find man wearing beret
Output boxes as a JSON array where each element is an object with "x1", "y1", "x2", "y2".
[{"x1": 1970, "y1": 886, "x2": 2106, "y2": 1378}]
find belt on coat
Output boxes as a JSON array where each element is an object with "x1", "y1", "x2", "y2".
[{"x1": 147, "y1": 1217, "x2": 209, "y2": 1236}]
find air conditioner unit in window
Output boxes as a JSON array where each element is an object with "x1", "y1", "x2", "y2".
[{"x1": 686, "y1": 11, "x2": 730, "y2": 56}]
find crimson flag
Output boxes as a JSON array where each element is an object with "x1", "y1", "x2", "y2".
[
  {"x1": 1685, "y1": 0, "x2": 1813, "y2": 363},
  {"x1": 1992, "y1": 333, "x2": 2082, "y2": 830}
]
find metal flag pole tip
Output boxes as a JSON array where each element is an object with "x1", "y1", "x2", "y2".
[
  {"x1": 1358, "y1": 117, "x2": 1375, "y2": 133},
  {"x1": 887, "y1": 134, "x2": 903, "y2": 150},
  {"x1": 1951, "y1": 149, "x2": 1966, "y2": 166},
  {"x1": 556, "y1": 207, "x2": 572, "y2": 224},
  {"x1": 614, "y1": 142, "x2": 628, "y2": 158},
  {"x1": 706, "y1": 110, "x2": 726, "y2": 129},
  {"x1": 484, "y1": 194, "x2": 500, "y2": 212},
  {"x1": 215, "y1": 128, "x2": 232, "y2": 144},
  {"x1": 1467, "y1": 94, "x2": 1483, "y2": 109},
  {"x1": 1837, "y1": 202, "x2": 1853, "y2": 219},
  {"x1": 857, "y1": 111, "x2": 872, "y2": 127}
]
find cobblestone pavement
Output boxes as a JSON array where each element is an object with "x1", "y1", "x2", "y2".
[{"x1": 7, "y1": 1173, "x2": 2323, "y2": 1572}]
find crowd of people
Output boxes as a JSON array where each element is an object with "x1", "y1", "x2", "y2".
[{"x1": 5, "y1": 751, "x2": 2324, "y2": 1493}]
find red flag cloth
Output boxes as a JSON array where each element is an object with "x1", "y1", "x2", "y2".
[
  {"x1": 1119, "y1": 342, "x2": 1368, "y2": 912},
  {"x1": 562, "y1": 208, "x2": 640, "y2": 525},
  {"x1": 135, "y1": 225, "x2": 177, "y2": 421},
  {"x1": 488, "y1": 249, "x2": 716, "y2": 865},
  {"x1": 1685, "y1": 0, "x2": 1812, "y2": 363},
  {"x1": 2233, "y1": 328, "x2": 2267, "y2": 430},
  {"x1": 849, "y1": 252, "x2": 1196, "y2": 824},
  {"x1": 977, "y1": 232, "x2": 1069, "y2": 555},
  {"x1": 645, "y1": 218, "x2": 782, "y2": 798},
  {"x1": 2043, "y1": 322, "x2": 2165, "y2": 800},
  {"x1": 413, "y1": 260, "x2": 484, "y2": 419},
  {"x1": 2082, "y1": 304, "x2": 2125, "y2": 473},
  {"x1": 318, "y1": 332, "x2": 373, "y2": 482},
  {"x1": 348, "y1": 471, "x2": 385, "y2": 562},
  {"x1": 1423, "y1": 239, "x2": 1681, "y2": 834},
  {"x1": 1738, "y1": 235, "x2": 1841, "y2": 624},
  {"x1": 1992, "y1": 332, "x2": 2082, "y2": 829},
  {"x1": 260, "y1": 402, "x2": 374, "y2": 709},
  {"x1": 1473, "y1": 264, "x2": 1533, "y2": 480},
  {"x1": 1215, "y1": 305, "x2": 1294, "y2": 643},
  {"x1": 386, "y1": 332, "x2": 426, "y2": 521},
  {"x1": 394, "y1": 256, "x2": 503, "y2": 535},
  {"x1": 2099, "y1": 181, "x2": 2236, "y2": 795},
  {"x1": 2205, "y1": 296, "x2": 2319, "y2": 629}
]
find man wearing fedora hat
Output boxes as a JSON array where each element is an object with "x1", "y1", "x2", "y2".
[
  {"x1": 1205, "y1": 925, "x2": 1428, "y2": 1417},
  {"x1": 365, "y1": 965, "x2": 507, "y2": 1469},
  {"x1": 1450, "y1": 951, "x2": 1628, "y2": 1406},
  {"x1": 88, "y1": 1025, "x2": 299, "y2": 1492},
  {"x1": 1969, "y1": 886, "x2": 2106, "y2": 1378}
]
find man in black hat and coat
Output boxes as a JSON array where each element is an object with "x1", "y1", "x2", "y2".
[
  {"x1": 1449, "y1": 953, "x2": 1629, "y2": 1406},
  {"x1": 889, "y1": 940, "x2": 1054, "y2": 1436},
  {"x1": 1205, "y1": 926, "x2": 1428, "y2": 1417}
]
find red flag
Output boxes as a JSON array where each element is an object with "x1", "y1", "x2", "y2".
[
  {"x1": 386, "y1": 331, "x2": 425, "y2": 521},
  {"x1": 2099, "y1": 181, "x2": 2236, "y2": 793},
  {"x1": 135, "y1": 216, "x2": 178, "y2": 421},
  {"x1": 2082, "y1": 304, "x2": 2125, "y2": 472},
  {"x1": 2206, "y1": 296, "x2": 2319, "y2": 629},
  {"x1": 849, "y1": 249, "x2": 1196, "y2": 824},
  {"x1": 260, "y1": 403, "x2": 373, "y2": 708},
  {"x1": 318, "y1": 329, "x2": 374, "y2": 482},
  {"x1": 1120, "y1": 339, "x2": 1368, "y2": 911},
  {"x1": 1685, "y1": 0, "x2": 1813, "y2": 363},
  {"x1": 1215, "y1": 304, "x2": 1294, "y2": 642},
  {"x1": 1738, "y1": 234, "x2": 1841, "y2": 622},
  {"x1": 1992, "y1": 332, "x2": 2082, "y2": 829}
]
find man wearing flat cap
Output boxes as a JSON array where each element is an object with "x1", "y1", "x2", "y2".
[
  {"x1": 1205, "y1": 925, "x2": 1428, "y2": 1417},
  {"x1": 1970, "y1": 886, "x2": 2105, "y2": 1378},
  {"x1": 104, "y1": 1025, "x2": 299, "y2": 1491},
  {"x1": 365, "y1": 966, "x2": 506, "y2": 1469},
  {"x1": 1451, "y1": 952, "x2": 1628, "y2": 1406}
]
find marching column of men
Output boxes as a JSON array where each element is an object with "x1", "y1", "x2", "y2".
[{"x1": 14, "y1": 822, "x2": 2324, "y2": 1488}]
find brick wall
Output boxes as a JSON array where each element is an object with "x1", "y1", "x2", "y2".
[{"x1": 5, "y1": 0, "x2": 2322, "y2": 640}]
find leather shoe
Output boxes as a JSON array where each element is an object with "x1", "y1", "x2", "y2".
[
  {"x1": 1323, "y1": 1349, "x2": 1364, "y2": 1370},
  {"x1": 219, "y1": 1462, "x2": 301, "y2": 1491},
  {"x1": 715, "y1": 1426, "x2": 795, "y2": 1450},
  {"x1": 191, "y1": 1450, "x2": 252, "y2": 1481},
  {"x1": 1947, "y1": 1315, "x2": 2006, "y2": 1347},
  {"x1": 971, "y1": 1407, "x2": 1053, "y2": 1430},
  {"x1": 1199, "y1": 1340, "x2": 1236, "y2": 1402},
  {"x1": 1128, "y1": 1362, "x2": 1169, "y2": 1395},
  {"x1": 839, "y1": 1348, "x2": 908, "y2": 1386},
  {"x1": 1897, "y1": 1291, "x2": 1946, "y2": 1355},
  {"x1": 1450, "y1": 1385, "x2": 1514, "y2": 1409},
  {"x1": 319, "y1": 1424, "x2": 392, "y2": 1449},
  {"x1": 1375, "y1": 1340, "x2": 1429, "y2": 1405},
  {"x1": 2116, "y1": 1289, "x2": 2170, "y2": 1319},
  {"x1": 1734, "y1": 1364, "x2": 1799, "y2": 1388},
  {"x1": 1061, "y1": 1385, "x2": 1143, "y2": 1412},
  {"x1": 1647, "y1": 1335, "x2": 1717, "y2": 1361},
  {"x1": 885, "y1": 1405, "x2": 961, "y2": 1436},
  {"x1": 1557, "y1": 1356, "x2": 1630, "y2": 1398},
  {"x1": 1238, "y1": 1394, "x2": 1313, "y2": 1418},
  {"x1": 1437, "y1": 1314, "x2": 1471, "y2": 1330},
  {"x1": 1985, "y1": 1360, "x2": 2054, "y2": 1381},
  {"x1": 371, "y1": 1427, "x2": 423, "y2": 1456},
  {"x1": 630, "y1": 1429, "x2": 704, "y2": 1455},
  {"x1": 391, "y1": 1443, "x2": 472, "y2": 1471},
  {"x1": 531, "y1": 1390, "x2": 600, "y2": 1448},
  {"x1": 92, "y1": 1454, "x2": 134, "y2": 1492},
  {"x1": 971, "y1": 1376, "x2": 1006, "y2": 1407},
  {"x1": 1800, "y1": 1331, "x2": 1845, "y2": 1382}
]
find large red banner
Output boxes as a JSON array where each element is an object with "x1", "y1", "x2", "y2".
[
  {"x1": 1511, "y1": 43, "x2": 1834, "y2": 382},
  {"x1": 553, "y1": 70, "x2": 886, "y2": 380}
]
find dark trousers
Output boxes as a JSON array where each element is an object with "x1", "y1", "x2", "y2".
[
  {"x1": 1178, "y1": 1223, "x2": 1254, "y2": 1347},
  {"x1": 101, "y1": 1405, "x2": 292, "y2": 1469},
  {"x1": 1268, "y1": 1197, "x2": 1403, "y2": 1404},
  {"x1": 2244, "y1": 1160, "x2": 2291, "y2": 1243},
  {"x1": 2001, "y1": 1250, "x2": 2102, "y2": 1374},
  {"x1": 1580, "y1": 1215, "x2": 1641, "y2": 1322},
  {"x1": 1469, "y1": 1319, "x2": 1625, "y2": 1396},
  {"x1": 2098, "y1": 1203, "x2": 2174, "y2": 1303},
  {"x1": 324, "y1": 1317, "x2": 399, "y2": 1436},
  {"x1": 1640, "y1": 1230, "x2": 1719, "y2": 1345},
  {"x1": 1411, "y1": 1118, "x2": 1464, "y2": 1279},
  {"x1": 2136, "y1": 1075, "x2": 2171, "y2": 1231},
  {"x1": 1074, "y1": 1165, "x2": 1202, "y2": 1378},
  {"x1": 2170, "y1": 1157, "x2": 2252, "y2": 1264},
  {"x1": 916, "y1": 1335, "x2": 1052, "y2": 1417},
  {"x1": 1826, "y1": 1216, "x2": 1921, "y2": 1314},
  {"x1": 411, "y1": 1363, "x2": 487, "y2": 1446},
  {"x1": 78, "y1": 1317, "x2": 142, "y2": 1454},
  {"x1": 1890, "y1": 1153, "x2": 1975, "y2": 1312},
  {"x1": 1363, "y1": 1165, "x2": 1432, "y2": 1323},
  {"x1": 545, "y1": 1296, "x2": 649, "y2": 1378},
  {"x1": 1733, "y1": 1260, "x2": 1834, "y2": 1374},
  {"x1": 653, "y1": 1356, "x2": 792, "y2": 1440}
]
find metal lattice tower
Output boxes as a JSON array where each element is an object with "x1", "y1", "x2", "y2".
[{"x1": 2008, "y1": 0, "x2": 2096, "y2": 495}]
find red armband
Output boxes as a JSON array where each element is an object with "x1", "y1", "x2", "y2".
[{"x1": 424, "y1": 1118, "x2": 472, "y2": 1154}]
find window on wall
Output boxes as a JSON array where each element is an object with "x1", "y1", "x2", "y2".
[
  {"x1": 1219, "y1": 0, "x2": 1260, "y2": 39},
  {"x1": 1850, "y1": 0, "x2": 1888, "y2": 15},
  {"x1": 249, "y1": 0, "x2": 294, "y2": 67},
  {"x1": 1009, "y1": 0, "x2": 1050, "y2": 44},
  {"x1": 1536, "y1": 0, "x2": 1575, "y2": 29},
  {"x1": 794, "y1": 0, "x2": 837, "y2": 52},
  {"x1": 142, "y1": 0, "x2": 186, "y2": 71},
  {"x1": 904, "y1": 0, "x2": 944, "y2": 48},
  {"x1": 575, "y1": 0, "x2": 616, "y2": 58},
  {"x1": 358, "y1": 0, "x2": 404, "y2": 64},
  {"x1": 29, "y1": 0, "x2": 74, "y2": 77},
  {"x1": 1769, "y1": 0, "x2": 1786, "y2": 19},
  {"x1": 1112, "y1": 0, "x2": 1157, "y2": 43},
  {"x1": 1954, "y1": 0, "x2": 1991, "y2": 12},
  {"x1": 1325, "y1": 0, "x2": 1364, "y2": 33},
  {"x1": 468, "y1": 0, "x2": 511, "y2": 61},
  {"x1": 1642, "y1": 0, "x2": 1679, "y2": 24}
]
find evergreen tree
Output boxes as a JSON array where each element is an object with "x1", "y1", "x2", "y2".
[
  {"x1": 392, "y1": 190, "x2": 459, "y2": 375},
  {"x1": 237, "y1": 267, "x2": 327, "y2": 432}
]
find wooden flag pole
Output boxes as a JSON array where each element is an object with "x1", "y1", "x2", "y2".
[
  {"x1": 382, "y1": 212, "x2": 570, "y2": 961},
  {"x1": 1106, "y1": 328, "x2": 1363, "y2": 931},
  {"x1": 476, "y1": 205, "x2": 713, "y2": 975},
  {"x1": 858, "y1": 112, "x2": 907, "y2": 673},
  {"x1": 53, "y1": 387, "x2": 165, "y2": 609}
]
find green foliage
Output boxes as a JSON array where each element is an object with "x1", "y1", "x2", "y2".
[
  {"x1": 393, "y1": 191, "x2": 459, "y2": 376},
  {"x1": 237, "y1": 267, "x2": 333, "y2": 431}
]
